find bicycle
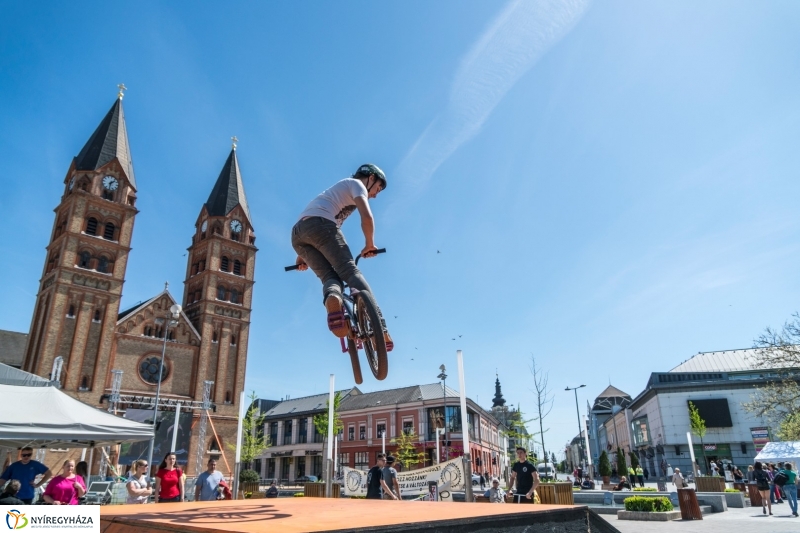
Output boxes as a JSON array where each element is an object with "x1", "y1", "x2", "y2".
[{"x1": 285, "y1": 249, "x2": 388, "y2": 384}]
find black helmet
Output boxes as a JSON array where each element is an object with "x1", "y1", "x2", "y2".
[{"x1": 354, "y1": 163, "x2": 387, "y2": 190}]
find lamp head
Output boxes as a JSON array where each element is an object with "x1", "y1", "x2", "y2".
[
  {"x1": 169, "y1": 304, "x2": 182, "y2": 319},
  {"x1": 439, "y1": 364, "x2": 446, "y2": 372}
]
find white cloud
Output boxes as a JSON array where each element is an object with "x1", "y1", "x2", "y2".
[{"x1": 395, "y1": 0, "x2": 591, "y2": 195}]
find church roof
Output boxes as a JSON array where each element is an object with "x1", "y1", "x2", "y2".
[
  {"x1": 116, "y1": 289, "x2": 201, "y2": 341},
  {"x1": 669, "y1": 349, "x2": 759, "y2": 373},
  {"x1": 74, "y1": 98, "x2": 136, "y2": 190},
  {"x1": 0, "y1": 330, "x2": 28, "y2": 369},
  {"x1": 205, "y1": 149, "x2": 251, "y2": 222}
]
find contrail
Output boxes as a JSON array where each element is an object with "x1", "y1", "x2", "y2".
[{"x1": 392, "y1": 0, "x2": 591, "y2": 205}]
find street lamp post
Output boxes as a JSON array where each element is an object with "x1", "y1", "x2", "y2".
[
  {"x1": 438, "y1": 365, "x2": 448, "y2": 462},
  {"x1": 145, "y1": 303, "x2": 182, "y2": 478},
  {"x1": 565, "y1": 385, "x2": 586, "y2": 473}
]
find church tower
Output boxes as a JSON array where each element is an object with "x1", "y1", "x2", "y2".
[
  {"x1": 183, "y1": 140, "x2": 256, "y2": 411},
  {"x1": 23, "y1": 88, "x2": 138, "y2": 395}
]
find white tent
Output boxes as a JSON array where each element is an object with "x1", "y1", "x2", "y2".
[
  {"x1": 0, "y1": 383, "x2": 153, "y2": 448},
  {"x1": 754, "y1": 441, "x2": 800, "y2": 464}
]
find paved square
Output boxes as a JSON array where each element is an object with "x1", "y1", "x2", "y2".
[{"x1": 599, "y1": 505, "x2": 799, "y2": 533}]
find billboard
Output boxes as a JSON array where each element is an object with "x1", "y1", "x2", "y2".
[{"x1": 119, "y1": 409, "x2": 193, "y2": 468}]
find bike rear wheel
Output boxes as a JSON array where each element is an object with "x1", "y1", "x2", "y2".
[
  {"x1": 354, "y1": 290, "x2": 388, "y2": 380},
  {"x1": 347, "y1": 338, "x2": 363, "y2": 385}
]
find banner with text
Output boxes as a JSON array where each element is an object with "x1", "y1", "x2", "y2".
[
  {"x1": 1, "y1": 505, "x2": 99, "y2": 532},
  {"x1": 343, "y1": 458, "x2": 466, "y2": 501},
  {"x1": 750, "y1": 427, "x2": 770, "y2": 453}
]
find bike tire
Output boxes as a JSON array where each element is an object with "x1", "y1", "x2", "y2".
[
  {"x1": 347, "y1": 338, "x2": 364, "y2": 385},
  {"x1": 354, "y1": 290, "x2": 388, "y2": 380}
]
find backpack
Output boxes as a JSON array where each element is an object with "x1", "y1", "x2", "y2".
[{"x1": 773, "y1": 471, "x2": 788, "y2": 487}]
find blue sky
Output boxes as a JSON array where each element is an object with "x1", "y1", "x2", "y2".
[{"x1": 2, "y1": 0, "x2": 800, "y2": 458}]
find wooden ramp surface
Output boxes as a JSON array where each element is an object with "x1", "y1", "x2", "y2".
[{"x1": 100, "y1": 498, "x2": 588, "y2": 533}]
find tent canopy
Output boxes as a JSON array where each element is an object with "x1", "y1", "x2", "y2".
[
  {"x1": 0, "y1": 383, "x2": 153, "y2": 448},
  {"x1": 754, "y1": 441, "x2": 800, "y2": 463}
]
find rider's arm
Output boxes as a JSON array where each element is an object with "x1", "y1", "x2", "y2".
[{"x1": 354, "y1": 196, "x2": 376, "y2": 254}]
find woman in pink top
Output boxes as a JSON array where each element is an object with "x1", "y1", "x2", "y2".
[{"x1": 43, "y1": 460, "x2": 86, "y2": 505}]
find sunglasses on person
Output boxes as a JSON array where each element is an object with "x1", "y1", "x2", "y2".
[{"x1": 21, "y1": 453, "x2": 32, "y2": 458}]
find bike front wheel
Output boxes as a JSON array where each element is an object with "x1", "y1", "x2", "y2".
[{"x1": 354, "y1": 290, "x2": 388, "y2": 380}]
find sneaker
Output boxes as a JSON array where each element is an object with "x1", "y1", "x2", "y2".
[
  {"x1": 325, "y1": 294, "x2": 349, "y2": 338},
  {"x1": 763, "y1": 507, "x2": 766, "y2": 515}
]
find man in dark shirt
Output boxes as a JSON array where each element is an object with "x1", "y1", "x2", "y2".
[
  {"x1": 366, "y1": 454, "x2": 394, "y2": 500},
  {"x1": 0, "y1": 447, "x2": 53, "y2": 504},
  {"x1": 381, "y1": 456, "x2": 400, "y2": 500},
  {"x1": 265, "y1": 481, "x2": 279, "y2": 498},
  {"x1": 508, "y1": 447, "x2": 539, "y2": 503},
  {"x1": 0, "y1": 480, "x2": 25, "y2": 505}
]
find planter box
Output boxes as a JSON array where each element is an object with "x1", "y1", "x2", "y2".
[
  {"x1": 618, "y1": 510, "x2": 682, "y2": 521},
  {"x1": 537, "y1": 483, "x2": 574, "y2": 505},
  {"x1": 304, "y1": 483, "x2": 341, "y2": 498},
  {"x1": 722, "y1": 491, "x2": 745, "y2": 508},
  {"x1": 695, "y1": 476, "x2": 725, "y2": 492}
]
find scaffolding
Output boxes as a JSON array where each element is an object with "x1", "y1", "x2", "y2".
[{"x1": 194, "y1": 380, "x2": 214, "y2": 475}]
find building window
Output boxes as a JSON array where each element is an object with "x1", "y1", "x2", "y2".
[
  {"x1": 233, "y1": 259, "x2": 242, "y2": 276},
  {"x1": 377, "y1": 423, "x2": 386, "y2": 439},
  {"x1": 267, "y1": 459, "x2": 276, "y2": 479},
  {"x1": 230, "y1": 335, "x2": 237, "y2": 346},
  {"x1": 221, "y1": 256, "x2": 230, "y2": 272},
  {"x1": 79, "y1": 376, "x2": 89, "y2": 391},
  {"x1": 403, "y1": 420, "x2": 414, "y2": 436},
  {"x1": 212, "y1": 331, "x2": 218, "y2": 343},
  {"x1": 102, "y1": 189, "x2": 114, "y2": 201},
  {"x1": 269, "y1": 422, "x2": 278, "y2": 446},
  {"x1": 284, "y1": 420, "x2": 293, "y2": 445},
  {"x1": 86, "y1": 217, "x2": 98, "y2": 236},
  {"x1": 299, "y1": 418, "x2": 308, "y2": 444},
  {"x1": 217, "y1": 285, "x2": 226, "y2": 300},
  {"x1": 230, "y1": 289, "x2": 239, "y2": 304},
  {"x1": 93, "y1": 310, "x2": 101, "y2": 322},
  {"x1": 199, "y1": 259, "x2": 206, "y2": 272},
  {"x1": 348, "y1": 426, "x2": 355, "y2": 441},
  {"x1": 359, "y1": 424, "x2": 366, "y2": 440},
  {"x1": 103, "y1": 222, "x2": 116, "y2": 240},
  {"x1": 296, "y1": 456, "x2": 306, "y2": 478},
  {"x1": 225, "y1": 391, "x2": 232, "y2": 404},
  {"x1": 354, "y1": 452, "x2": 369, "y2": 471},
  {"x1": 139, "y1": 356, "x2": 168, "y2": 384},
  {"x1": 144, "y1": 325, "x2": 153, "y2": 337},
  {"x1": 631, "y1": 416, "x2": 650, "y2": 447},
  {"x1": 97, "y1": 256, "x2": 109, "y2": 273},
  {"x1": 67, "y1": 305, "x2": 75, "y2": 318},
  {"x1": 338, "y1": 453, "x2": 350, "y2": 470},
  {"x1": 78, "y1": 251, "x2": 91, "y2": 268},
  {"x1": 311, "y1": 456, "x2": 323, "y2": 478}
]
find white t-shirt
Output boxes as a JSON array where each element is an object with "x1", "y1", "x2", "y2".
[{"x1": 299, "y1": 178, "x2": 368, "y2": 227}]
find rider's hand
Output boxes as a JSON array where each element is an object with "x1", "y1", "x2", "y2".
[
  {"x1": 295, "y1": 256, "x2": 308, "y2": 271},
  {"x1": 360, "y1": 245, "x2": 378, "y2": 258}
]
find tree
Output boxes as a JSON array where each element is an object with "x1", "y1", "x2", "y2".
[
  {"x1": 615, "y1": 447, "x2": 627, "y2": 480},
  {"x1": 688, "y1": 401, "x2": 708, "y2": 475},
  {"x1": 777, "y1": 411, "x2": 800, "y2": 441},
  {"x1": 743, "y1": 315, "x2": 800, "y2": 431},
  {"x1": 391, "y1": 429, "x2": 426, "y2": 470},
  {"x1": 227, "y1": 391, "x2": 269, "y2": 470},
  {"x1": 628, "y1": 451, "x2": 640, "y2": 469},
  {"x1": 501, "y1": 409, "x2": 533, "y2": 464},
  {"x1": 551, "y1": 452, "x2": 557, "y2": 466},
  {"x1": 529, "y1": 356, "x2": 554, "y2": 473},
  {"x1": 598, "y1": 451, "x2": 612, "y2": 478}
]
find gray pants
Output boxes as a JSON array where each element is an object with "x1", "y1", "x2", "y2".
[{"x1": 291, "y1": 217, "x2": 374, "y2": 304}]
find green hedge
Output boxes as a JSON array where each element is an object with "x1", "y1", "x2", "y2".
[
  {"x1": 624, "y1": 496, "x2": 674, "y2": 512},
  {"x1": 633, "y1": 487, "x2": 657, "y2": 492},
  {"x1": 724, "y1": 488, "x2": 740, "y2": 493}
]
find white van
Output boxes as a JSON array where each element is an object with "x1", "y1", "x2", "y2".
[{"x1": 536, "y1": 462, "x2": 557, "y2": 481}]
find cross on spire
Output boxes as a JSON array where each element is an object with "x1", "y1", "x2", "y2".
[
  {"x1": 117, "y1": 83, "x2": 127, "y2": 100},
  {"x1": 231, "y1": 136, "x2": 238, "y2": 151}
]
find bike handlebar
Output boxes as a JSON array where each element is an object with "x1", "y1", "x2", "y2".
[{"x1": 285, "y1": 248, "x2": 386, "y2": 271}]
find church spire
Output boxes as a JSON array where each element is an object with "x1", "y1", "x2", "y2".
[
  {"x1": 74, "y1": 96, "x2": 136, "y2": 190},
  {"x1": 205, "y1": 147, "x2": 251, "y2": 223},
  {"x1": 492, "y1": 373, "x2": 506, "y2": 408}
]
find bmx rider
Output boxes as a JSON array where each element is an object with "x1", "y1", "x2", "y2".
[{"x1": 291, "y1": 163, "x2": 393, "y2": 349}]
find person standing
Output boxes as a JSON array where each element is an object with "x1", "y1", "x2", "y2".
[
  {"x1": 381, "y1": 456, "x2": 401, "y2": 501},
  {"x1": 42, "y1": 460, "x2": 86, "y2": 505},
  {"x1": 754, "y1": 461, "x2": 772, "y2": 516},
  {"x1": 778, "y1": 463, "x2": 797, "y2": 517},
  {"x1": 508, "y1": 447, "x2": 539, "y2": 504},
  {"x1": 671, "y1": 468, "x2": 684, "y2": 490},
  {"x1": 710, "y1": 461, "x2": 719, "y2": 476},
  {"x1": 366, "y1": 454, "x2": 395, "y2": 500},
  {"x1": 643, "y1": 466, "x2": 650, "y2": 481},
  {"x1": 635, "y1": 465, "x2": 644, "y2": 487},
  {"x1": 154, "y1": 452, "x2": 184, "y2": 503},
  {"x1": 660, "y1": 459, "x2": 667, "y2": 477},
  {"x1": 768, "y1": 464, "x2": 783, "y2": 504},
  {"x1": 126, "y1": 459, "x2": 153, "y2": 504},
  {"x1": 0, "y1": 447, "x2": 53, "y2": 504},
  {"x1": 195, "y1": 459, "x2": 225, "y2": 502},
  {"x1": 479, "y1": 472, "x2": 486, "y2": 491}
]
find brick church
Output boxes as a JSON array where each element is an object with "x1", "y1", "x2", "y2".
[{"x1": 18, "y1": 90, "x2": 256, "y2": 476}]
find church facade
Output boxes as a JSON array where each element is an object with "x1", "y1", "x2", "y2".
[{"x1": 20, "y1": 91, "x2": 256, "y2": 476}]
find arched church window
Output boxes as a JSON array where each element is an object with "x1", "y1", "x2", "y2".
[
  {"x1": 217, "y1": 285, "x2": 226, "y2": 300},
  {"x1": 199, "y1": 260, "x2": 206, "y2": 272},
  {"x1": 230, "y1": 289, "x2": 238, "y2": 304},
  {"x1": 212, "y1": 331, "x2": 218, "y2": 343},
  {"x1": 225, "y1": 391, "x2": 231, "y2": 403},
  {"x1": 144, "y1": 326, "x2": 153, "y2": 337},
  {"x1": 93, "y1": 310, "x2": 101, "y2": 322},
  {"x1": 67, "y1": 305, "x2": 75, "y2": 318},
  {"x1": 80, "y1": 376, "x2": 89, "y2": 390},
  {"x1": 86, "y1": 218, "x2": 98, "y2": 236},
  {"x1": 103, "y1": 222, "x2": 116, "y2": 240},
  {"x1": 233, "y1": 259, "x2": 242, "y2": 276},
  {"x1": 221, "y1": 256, "x2": 230, "y2": 272},
  {"x1": 78, "y1": 251, "x2": 91, "y2": 268},
  {"x1": 97, "y1": 256, "x2": 109, "y2": 273},
  {"x1": 230, "y1": 334, "x2": 236, "y2": 346},
  {"x1": 168, "y1": 330, "x2": 175, "y2": 341}
]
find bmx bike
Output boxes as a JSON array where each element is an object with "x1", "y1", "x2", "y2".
[{"x1": 285, "y1": 249, "x2": 388, "y2": 384}]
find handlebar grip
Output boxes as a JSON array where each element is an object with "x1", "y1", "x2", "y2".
[
  {"x1": 355, "y1": 248, "x2": 386, "y2": 265},
  {"x1": 284, "y1": 265, "x2": 300, "y2": 271}
]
